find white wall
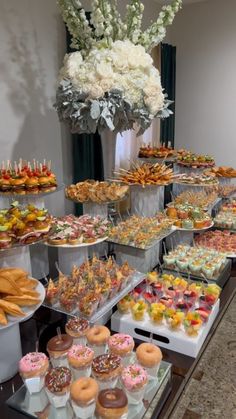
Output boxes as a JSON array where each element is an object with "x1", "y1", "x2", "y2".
[
  {"x1": 0, "y1": 0, "x2": 73, "y2": 215},
  {"x1": 169, "y1": 0, "x2": 236, "y2": 166}
]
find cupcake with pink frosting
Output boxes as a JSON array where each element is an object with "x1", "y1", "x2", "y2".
[
  {"x1": 67, "y1": 344, "x2": 94, "y2": 380},
  {"x1": 108, "y1": 333, "x2": 134, "y2": 366},
  {"x1": 121, "y1": 364, "x2": 148, "y2": 405},
  {"x1": 19, "y1": 352, "x2": 49, "y2": 394}
]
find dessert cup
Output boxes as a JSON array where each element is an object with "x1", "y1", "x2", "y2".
[
  {"x1": 19, "y1": 352, "x2": 49, "y2": 395},
  {"x1": 70, "y1": 377, "x2": 98, "y2": 419},
  {"x1": 45, "y1": 367, "x2": 72, "y2": 409},
  {"x1": 121, "y1": 365, "x2": 148, "y2": 405},
  {"x1": 71, "y1": 399, "x2": 96, "y2": 418}
]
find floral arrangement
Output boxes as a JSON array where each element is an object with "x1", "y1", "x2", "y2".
[{"x1": 55, "y1": 0, "x2": 182, "y2": 135}]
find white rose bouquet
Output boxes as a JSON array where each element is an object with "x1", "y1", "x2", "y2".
[{"x1": 55, "y1": 0, "x2": 182, "y2": 135}]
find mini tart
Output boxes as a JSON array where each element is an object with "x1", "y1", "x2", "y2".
[
  {"x1": 70, "y1": 377, "x2": 99, "y2": 406},
  {"x1": 45, "y1": 366, "x2": 72, "y2": 394},
  {"x1": 67, "y1": 344, "x2": 94, "y2": 369},
  {"x1": 86, "y1": 325, "x2": 110, "y2": 346},
  {"x1": 108, "y1": 334, "x2": 134, "y2": 357},
  {"x1": 47, "y1": 334, "x2": 73, "y2": 358},
  {"x1": 65, "y1": 318, "x2": 90, "y2": 338},
  {"x1": 136, "y1": 343, "x2": 162, "y2": 368},
  {"x1": 96, "y1": 388, "x2": 128, "y2": 419}
]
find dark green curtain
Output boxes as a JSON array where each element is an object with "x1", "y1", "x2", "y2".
[
  {"x1": 160, "y1": 43, "x2": 176, "y2": 147},
  {"x1": 66, "y1": 26, "x2": 104, "y2": 215}
]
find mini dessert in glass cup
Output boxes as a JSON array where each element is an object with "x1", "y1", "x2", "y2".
[
  {"x1": 131, "y1": 300, "x2": 147, "y2": 321},
  {"x1": 148, "y1": 303, "x2": 166, "y2": 324},
  {"x1": 86, "y1": 325, "x2": 111, "y2": 357},
  {"x1": 176, "y1": 258, "x2": 189, "y2": 272},
  {"x1": 204, "y1": 284, "x2": 221, "y2": 306},
  {"x1": 189, "y1": 259, "x2": 203, "y2": 275},
  {"x1": 68, "y1": 344, "x2": 94, "y2": 379},
  {"x1": 19, "y1": 352, "x2": 49, "y2": 394},
  {"x1": 70, "y1": 377, "x2": 99, "y2": 419},
  {"x1": 108, "y1": 334, "x2": 134, "y2": 366},
  {"x1": 121, "y1": 364, "x2": 148, "y2": 405},
  {"x1": 202, "y1": 262, "x2": 216, "y2": 279},
  {"x1": 92, "y1": 354, "x2": 122, "y2": 390},
  {"x1": 65, "y1": 318, "x2": 90, "y2": 345},
  {"x1": 159, "y1": 295, "x2": 173, "y2": 308},
  {"x1": 163, "y1": 254, "x2": 176, "y2": 269},
  {"x1": 184, "y1": 312, "x2": 202, "y2": 336},
  {"x1": 47, "y1": 334, "x2": 73, "y2": 368},
  {"x1": 173, "y1": 277, "x2": 188, "y2": 300},
  {"x1": 136, "y1": 343, "x2": 162, "y2": 379},
  {"x1": 117, "y1": 295, "x2": 134, "y2": 314},
  {"x1": 165, "y1": 309, "x2": 185, "y2": 330},
  {"x1": 96, "y1": 388, "x2": 128, "y2": 419},
  {"x1": 45, "y1": 366, "x2": 72, "y2": 408}
]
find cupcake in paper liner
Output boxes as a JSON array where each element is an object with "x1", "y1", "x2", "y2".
[
  {"x1": 19, "y1": 352, "x2": 49, "y2": 394},
  {"x1": 70, "y1": 377, "x2": 99, "y2": 419},
  {"x1": 45, "y1": 366, "x2": 72, "y2": 408}
]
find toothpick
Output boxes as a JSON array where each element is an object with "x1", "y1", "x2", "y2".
[
  {"x1": 35, "y1": 340, "x2": 39, "y2": 353},
  {"x1": 57, "y1": 327, "x2": 62, "y2": 341},
  {"x1": 150, "y1": 333, "x2": 153, "y2": 344}
]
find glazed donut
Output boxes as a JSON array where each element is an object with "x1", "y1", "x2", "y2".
[
  {"x1": 45, "y1": 367, "x2": 72, "y2": 395},
  {"x1": 67, "y1": 344, "x2": 94, "y2": 368},
  {"x1": 47, "y1": 334, "x2": 73, "y2": 358},
  {"x1": 108, "y1": 333, "x2": 134, "y2": 357},
  {"x1": 86, "y1": 325, "x2": 110, "y2": 346},
  {"x1": 19, "y1": 352, "x2": 49, "y2": 379},
  {"x1": 92, "y1": 354, "x2": 122, "y2": 380},
  {"x1": 70, "y1": 377, "x2": 99, "y2": 405},
  {"x1": 65, "y1": 318, "x2": 90, "y2": 338},
  {"x1": 96, "y1": 388, "x2": 128, "y2": 419},
  {"x1": 136, "y1": 343, "x2": 162, "y2": 368}
]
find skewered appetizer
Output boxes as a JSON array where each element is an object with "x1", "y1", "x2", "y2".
[
  {"x1": 138, "y1": 144, "x2": 177, "y2": 159},
  {"x1": 0, "y1": 201, "x2": 52, "y2": 249},
  {"x1": 45, "y1": 257, "x2": 134, "y2": 316},
  {"x1": 166, "y1": 205, "x2": 213, "y2": 229},
  {"x1": 177, "y1": 152, "x2": 215, "y2": 168},
  {"x1": 0, "y1": 268, "x2": 41, "y2": 326},
  {"x1": 162, "y1": 244, "x2": 227, "y2": 279},
  {"x1": 47, "y1": 214, "x2": 110, "y2": 246},
  {"x1": 175, "y1": 173, "x2": 219, "y2": 186},
  {"x1": 195, "y1": 229, "x2": 236, "y2": 254},
  {"x1": 205, "y1": 166, "x2": 236, "y2": 178},
  {"x1": 170, "y1": 190, "x2": 218, "y2": 209},
  {"x1": 107, "y1": 214, "x2": 174, "y2": 249},
  {"x1": 65, "y1": 180, "x2": 129, "y2": 204},
  {"x1": 118, "y1": 275, "x2": 221, "y2": 336},
  {"x1": 113, "y1": 162, "x2": 174, "y2": 186},
  {"x1": 0, "y1": 159, "x2": 57, "y2": 194}
]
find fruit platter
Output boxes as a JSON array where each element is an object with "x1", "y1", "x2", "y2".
[
  {"x1": 166, "y1": 205, "x2": 213, "y2": 230},
  {"x1": 107, "y1": 214, "x2": 174, "y2": 249},
  {"x1": 195, "y1": 229, "x2": 236, "y2": 256},
  {"x1": 65, "y1": 180, "x2": 129, "y2": 204},
  {"x1": 177, "y1": 152, "x2": 215, "y2": 168},
  {"x1": 0, "y1": 159, "x2": 57, "y2": 195},
  {"x1": 168, "y1": 190, "x2": 218, "y2": 210},
  {"x1": 44, "y1": 256, "x2": 139, "y2": 318},
  {"x1": 45, "y1": 215, "x2": 110, "y2": 247},
  {"x1": 204, "y1": 166, "x2": 236, "y2": 178},
  {"x1": 112, "y1": 162, "x2": 175, "y2": 186},
  {"x1": 174, "y1": 173, "x2": 219, "y2": 186},
  {"x1": 0, "y1": 201, "x2": 52, "y2": 249},
  {"x1": 162, "y1": 244, "x2": 229, "y2": 282}
]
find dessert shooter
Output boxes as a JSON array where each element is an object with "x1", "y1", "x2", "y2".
[
  {"x1": 68, "y1": 344, "x2": 94, "y2": 379},
  {"x1": 108, "y1": 334, "x2": 134, "y2": 366},
  {"x1": 121, "y1": 364, "x2": 148, "y2": 405},
  {"x1": 47, "y1": 334, "x2": 73, "y2": 368},
  {"x1": 65, "y1": 318, "x2": 90, "y2": 345},
  {"x1": 86, "y1": 325, "x2": 110, "y2": 356},
  {"x1": 45, "y1": 366, "x2": 72, "y2": 408},
  {"x1": 96, "y1": 388, "x2": 128, "y2": 419},
  {"x1": 70, "y1": 377, "x2": 99, "y2": 419},
  {"x1": 136, "y1": 343, "x2": 162, "y2": 379},
  {"x1": 19, "y1": 352, "x2": 49, "y2": 394},
  {"x1": 92, "y1": 354, "x2": 122, "y2": 390}
]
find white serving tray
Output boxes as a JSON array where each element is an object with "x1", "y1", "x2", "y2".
[{"x1": 111, "y1": 299, "x2": 219, "y2": 358}]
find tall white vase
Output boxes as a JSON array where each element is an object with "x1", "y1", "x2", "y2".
[{"x1": 100, "y1": 129, "x2": 117, "y2": 180}]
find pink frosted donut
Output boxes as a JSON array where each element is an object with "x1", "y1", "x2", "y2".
[
  {"x1": 19, "y1": 352, "x2": 49, "y2": 379},
  {"x1": 121, "y1": 364, "x2": 148, "y2": 391},
  {"x1": 108, "y1": 334, "x2": 134, "y2": 357},
  {"x1": 67, "y1": 344, "x2": 94, "y2": 368}
]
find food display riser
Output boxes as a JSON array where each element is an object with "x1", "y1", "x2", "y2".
[
  {"x1": 162, "y1": 258, "x2": 232, "y2": 289},
  {"x1": 43, "y1": 271, "x2": 146, "y2": 323},
  {"x1": 130, "y1": 185, "x2": 165, "y2": 217},
  {"x1": 6, "y1": 361, "x2": 172, "y2": 419},
  {"x1": 112, "y1": 242, "x2": 161, "y2": 273},
  {"x1": 111, "y1": 299, "x2": 219, "y2": 358}
]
